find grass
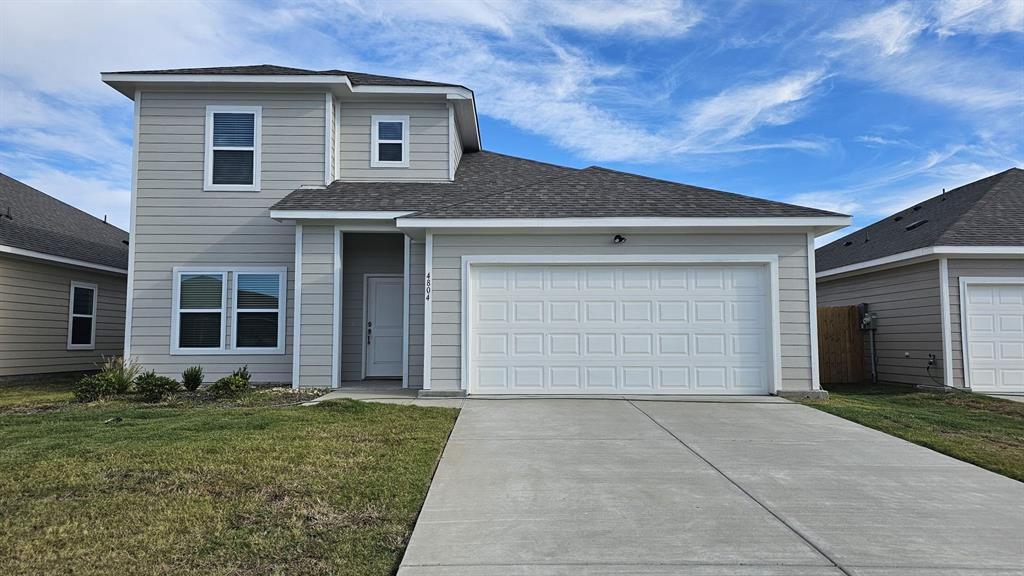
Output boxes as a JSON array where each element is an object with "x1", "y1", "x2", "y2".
[
  {"x1": 0, "y1": 377, "x2": 459, "y2": 575},
  {"x1": 802, "y1": 383, "x2": 1024, "y2": 482}
]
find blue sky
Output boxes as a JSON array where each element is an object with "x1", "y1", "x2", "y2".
[{"x1": 1, "y1": 0, "x2": 1021, "y2": 244}]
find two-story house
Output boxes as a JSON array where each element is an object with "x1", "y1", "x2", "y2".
[{"x1": 103, "y1": 65, "x2": 849, "y2": 397}]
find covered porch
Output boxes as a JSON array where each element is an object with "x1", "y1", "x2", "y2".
[{"x1": 283, "y1": 217, "x2": 426, "y2": 390}]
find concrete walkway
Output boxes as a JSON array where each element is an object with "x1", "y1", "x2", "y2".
[{"x1": 398, "y1": 398, "x2": 1024, "y2": 575}]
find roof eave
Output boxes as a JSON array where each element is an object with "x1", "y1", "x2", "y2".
[
  {"x1": 0, "y1": 244, "x2": 128, "y2": 275},
  {"x1": 817, "y1": 245, "x2": 1024, "y2": 280},
  {"x1": 395, "y1": 216, "x2": 851, "y2": 235}
]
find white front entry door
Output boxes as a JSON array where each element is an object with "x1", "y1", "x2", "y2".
[
  {"x1": 468, "y1": 264, "x2": 773, "y2": 395},
  {"x1": 365, "y1": 275, "x2": 403, "y2": 378},
  {"x1": 964, "y1": 282, "x2": 1024, "y2": 393}
]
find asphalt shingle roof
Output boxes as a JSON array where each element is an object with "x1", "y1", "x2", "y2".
[
  {"x1": 0, "y1": 173, "x2": 129, "y2": 271},
  {"x1": 107, "y1": 64, "x2": 464, "y2": 89},
  {"x1": 272, "y1": 151, "x2": 840, "y2": 220},
  {"x1": 816, "y1": 167, "x2": 1024, "y2": 272}
]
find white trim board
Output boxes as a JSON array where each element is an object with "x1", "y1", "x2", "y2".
[
  {"x1": 124, "y1": 88, "x2": 141, "y2": 359},
  {"x1": 818, "y1": 245, "x2": 1024, "y2": 279},
  {"x1": 939, "y1": 258, "x2": 953, "y2": 386},
  {"x1": 292, "y1": 224, "x2": 303, "y2": 389},
  {"x1": 958, "y1": 276, "x2": 1024, "y2": 391},
  {"x1": 270, "y1": 210, "x2": 412, "y2": 221},
  {"x1": 422, "y1": 232, "x2": 434, "y2": 390},
  {"x1": 459, "y1": 254, "x2": 783, "y2": 396},
  {"x1": 0, "y1": 244, "x2": 127, "y2": 275},
  {"x1": 402, "y1": 235, "x2": 411, "y2": 388},
  {"x1": 331, "y1": 227, "x2": 342, "y2": 389},
  {"x1": 398, "y1": 216, "x2": 850, "y2": 231},
  {"x1": 807, "y1": 233, "x2": 821, "y2": 390}
]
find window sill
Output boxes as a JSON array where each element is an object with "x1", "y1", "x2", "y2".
[
  {"x1": 369, "y1": 161, "x2": 409, "y2": 169},
  {"x1": 203, "y1": 184, "x2": 262, "y2": 192},
  {"x1": 170, "y1": 348, "x2": 285, "y2": 356},
  {"x1": 67, "y1": 345, "x2": 95, "y2": 351}
]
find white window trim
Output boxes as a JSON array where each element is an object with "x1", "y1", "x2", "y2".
[
  {"x1": 171, "y1": 266, "x2": 287, "y2": 355},
  {"x1": 370, "y1": 114, "x2": 409, "y2": 168},
  {"x1": 234, "y1": 269, "x2": 288, "y2": 354},
  {"x1": 204, "y1": 105, "x2": 262, "y2": 192},
  {"x1": 171, "y1": 269, "x2": 227, "y2": 355},
  {"x1": 67, "y1": 281, "x2": 98, "y2": 350}
]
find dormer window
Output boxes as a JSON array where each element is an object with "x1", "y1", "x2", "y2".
[
  {"x1": 204, "y1": 106, "x2": 262, "y2": 191},
  {"x1": 371, "y1": 115, "x2": 409, "y2": 168}
]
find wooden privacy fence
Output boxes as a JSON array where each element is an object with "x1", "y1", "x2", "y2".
[{"x1": 817, "y1": 305, "x2": 864, "y2": 385}]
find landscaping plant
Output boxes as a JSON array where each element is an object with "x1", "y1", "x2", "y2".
[
  {"x1": 72, "y1": 356, "x2": 142, "y2": 402},
  {"x1": 181, "y1": 365, "x2": 204, "y2": 391},
  {"x1": 135, "y1": 370, "x2": 182, "y2": 403},
  {"x1": 208, "y1": 374, "x2": 248, "y2": 398}
]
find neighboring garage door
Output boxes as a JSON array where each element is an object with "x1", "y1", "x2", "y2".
[
  {"x1": 963, "y1": 282, "x2": 1024, "y2": 393},
  {"x1": 468, "y1": 263, "x2": 773, "y2": 395}
]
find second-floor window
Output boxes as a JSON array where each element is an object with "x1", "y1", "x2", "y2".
[
  {"x1": 371, "y1": 115, "x2": 409, "y2": 168},
  {"x1": 205, "y1": 106, "x2": 262, "y2": 191}
]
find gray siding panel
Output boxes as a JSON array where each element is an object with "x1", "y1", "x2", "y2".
[
  {"x1": 0, "y1": 255, "x2": 126, "y2": 377},
  {"x1": 130, "y1": 90, "x2": 327, "y2": 383},
  {"x1": 817, "y1": 261, "x2": 944, "y2": 386},
  {"x1": 340, "y1": 233, "x2": 405, "y2": 381},
  {"x1": 427, "y1": 233, "x2": 813, "y2": 392},
  {"x1": 338, "y1": 99, "x2": 450, "y2": 182},
  {"x1": 408, "y1": 240, "x2": 425, "y2": 387},
  {"x1": 947, "y1": 258, "x2": 1024, "y2": 388},
  {"x1": 298, "y1": 225, "x2": 335, "y2": 386}
]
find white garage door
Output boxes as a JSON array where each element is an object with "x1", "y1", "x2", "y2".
[
  {"x1": 468, "y1": 264, "x2": 773, "y2": 395},
  {"x1": 964, "y1": 282, "x2": 1024, "y2": 393}
]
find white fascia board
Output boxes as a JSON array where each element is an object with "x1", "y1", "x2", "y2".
[
  {"x1": 817, "y1": 245, "x2": 1024, "y2": 279},
  {"x1": 0, "y1": 244, "x2": 127, "y2": 275},
  {"x1": 269, "y1": 210, "x2": 411, "y2": 220},
  {"x1": 395, "y1": 216, "x2": 850, "y2": 230}
]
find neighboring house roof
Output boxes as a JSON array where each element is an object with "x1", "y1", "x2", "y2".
[
  {"x1": 817, "y1": 168, "x2": 1024, "y2": 272},
  {"x1": 105, "y1": 64, "x2": 465, "y2": 89},
  {"x1": 271, "y1": 151, "x2": 842, "y2": 219},
  {"x1": 0, "y1": 173, "x2": 129, "y2": 272}
]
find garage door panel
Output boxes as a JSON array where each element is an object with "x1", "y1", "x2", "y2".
[
  {"x1": 469, "y1": 264, "x2": 772, "y2": 395},
  {"x1": 965, "y1": 282, "x2": 1024, "y2": 393}
]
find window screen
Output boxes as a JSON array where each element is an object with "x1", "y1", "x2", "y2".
[
  {"x1": 235, "y1": 273, "x2": 281, "y2": 349},
  {"x1": 178, "y1": 273, "x2": 223, "y2": 349},
  {"x1": 209, "y1": 111, "x2": 257, "y2": 186}
]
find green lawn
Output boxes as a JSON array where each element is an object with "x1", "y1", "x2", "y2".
[
  {"x1": 802, "y1": 384, "x2": 1024, "y2": 482},
  {"x1": 0, "y1": 378, "x2": 458, "y2": 575}
]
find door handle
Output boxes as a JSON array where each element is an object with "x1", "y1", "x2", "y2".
[{"x1": 367, "y1": 321, "x2": 372, "y2": 345}]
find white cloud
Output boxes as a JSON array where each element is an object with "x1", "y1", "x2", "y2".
[
  {"x1": 830, "y1": 3, "x2": 927, "y2": 56},
  {"x1": 932, "y1": 0, "x2": 1024, "y2": 37},
  {"x1": 676, "y1": 69, "x2": 830, "y2": 153}
]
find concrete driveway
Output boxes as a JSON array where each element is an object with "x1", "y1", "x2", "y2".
[{"x1": 398, "y1": 398, "x2": 1024, "y2": 575}]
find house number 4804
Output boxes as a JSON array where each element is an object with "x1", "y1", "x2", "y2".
[{"x1": 424, "y1": 273, "x2": 431, "y2": 301}]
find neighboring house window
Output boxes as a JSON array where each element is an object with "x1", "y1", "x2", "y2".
[
  {"x1": 234, "y1": 272, "x2": 286, "y2": 353},
  {"x1": 171, "y1": 267, "x2": 286, "y2": 355},
  {"x1": 204, "y1": 106, "x2": 262, "y2": 191},
  {"x1": 67, "y1": 281, "x2": 98, "y2": 350},
  {"x1": 370, "y1": 114, "x2": 409, "y2": 167}
]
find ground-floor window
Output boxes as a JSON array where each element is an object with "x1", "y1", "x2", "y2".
[
  {"x1": 171, "y1": 267, "x2": 286, "y2": 355},
  {"x1": 67, "y1": 281, "x2": 97, "y2": 350}
]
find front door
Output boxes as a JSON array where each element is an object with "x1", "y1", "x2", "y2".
[{"x1": 365, "y1": 275, "x2": 403, "y2": 378}]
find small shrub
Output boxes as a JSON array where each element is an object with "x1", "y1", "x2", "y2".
[
  {"x1": 231, "y1": 365, "x2": 252, "y2": 385},
  {"x1": 73, "y1": 373, "x2": 121, "y2": 403},
  {"x1": 135, "y1": 370, "x2": 182, "y2": 402},
  {"x1": 182, "y1": 365, "x2": 204, "y2": 392},
  {"x1": 96, "y1": 356, "x2": 142, "y2": 394},
  {"x1": 208, "y1": 374, "x2": 248, "y2": 398}
]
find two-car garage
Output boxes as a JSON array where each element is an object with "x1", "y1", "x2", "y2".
[{"x1": 464, "y1": 260, "x2": 778, "y2": 395}]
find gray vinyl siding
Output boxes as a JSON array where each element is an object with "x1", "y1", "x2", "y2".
[
  {"x1": 297, "y1": 225, "x2": 334, "y2": 387},
  {"x1": 427, "y1": 233, "x2": 814, "y2": 392},
  {"x1": 947, "y1": 258, "x2": 1024, "y2": 388},
  {"x1": 0, "y1": 255, "x2": 125, "y2": 377},
  {"x1": 338, "y1": 99, "x2": 450, "y2": 182},
  {"x1": 130, "y1": 89, "x2": 327, "y2": 383},
  {"x1": 340, "y1": 233, "x2": 405, "y2": 381},
  {"x1": 450, "y1": 111, "x2": 463, "y2": 179},
  {"x1": 816, "y1": 261, "x2": 944, "y2": 386},
  {"x1": 408, "y1": 240, "x2": 425, "y2": 387}
]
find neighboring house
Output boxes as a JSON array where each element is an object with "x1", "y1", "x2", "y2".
[
  {"x1": 0, "y1": 173, "x2": 128, "y2": 378},
  {"x1": 103, "y1": 64, "x2": 848, "y2": 397},
  {"x1": 817, "y1": 168, "x2": 1024, "y2": 395}
]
